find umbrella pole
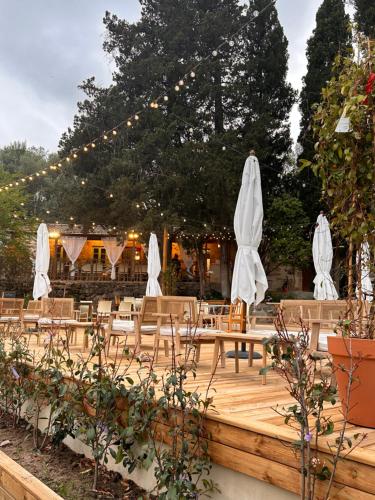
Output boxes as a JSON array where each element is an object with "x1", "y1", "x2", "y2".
[
  {"x1": 241, "y1": 299, "x2": 247, "y2": 352},
  {"x1": 226, "y1": 300, "x2": 262, "y2": 360}
]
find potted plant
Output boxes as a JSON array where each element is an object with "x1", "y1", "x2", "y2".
[{"x1": 307, "y1": 34, "x2": 375, "y2": 427}]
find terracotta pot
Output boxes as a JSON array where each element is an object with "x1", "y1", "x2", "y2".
[{"x1": 328, "y1": 336, "x2": 375, "y2": 428}]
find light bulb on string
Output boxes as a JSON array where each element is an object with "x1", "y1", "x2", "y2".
[
  {"x1": 21, "y1": 178, "x2": 25, "y2": 182},
  {"x1": 163, "y1": 96, "x2": 169, "y2": 101},
  {"x1": 229, "y1": 40, "x2": 234, "y2": 47},
  {"x1": 36, "y1": 173, "x2": 40, "y2": 177},
  {"x1": 84, "y1": 146, "x2": 88, "y2": 152},
  {"x1": 73, "y1": 153, "x2": 78, "y2": 159},
  {"x1": 58, "y1": 163, "x2": 62, "y2": 167},
  {"x1": 112, "y1": 130, "x2": 117, "y2": 136},
  {"x1": 174, "y1": 85, "x2": 180, "y2": 92},
  {"x1": 81, "y1": 180, "x2": 85, "y2": 185},
  {"x1": 66, "y1": 158, "x2": 70, "y2": 163},
  {"x1": 103, "y1": 134, "x2": 108, "y2": 140},
  {"x1": 178, "y1": 79, "x2": 184, "y2": 86},
  {"x1": 134, "y1": 114, "x2": 139, "y2": 121},
  {"x1": 212, "y1": 50, "x2": 218, "y2": 56},
  {"x1": 91, "y1": 143, "x2": 96, "y2": 148},
  {"x1": 42, "y1": 170, "x2": 47, "y2": 175},
  {"x1": 28, "y1": 176, "x2": 33, "y2": 181},
  {"x1": 253, "y1": 10, "x2": 259, "y2": 17},
  {"x1": 127, "y1": 120, "x2": 132, "y2": 127},
  {"x1": 190, "y1": 71, "x2": 195, "y2": 78},
  {"x1": 109, "y1": 193, "x2": 114, "y2": 198}
]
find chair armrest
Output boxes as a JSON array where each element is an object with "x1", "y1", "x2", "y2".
[
  {"x1": 110, "y1": 311, "x2": 140, "y2": 318},
  {"x1": 152, "y1": 313, "x2": 179, "y2": 318}
]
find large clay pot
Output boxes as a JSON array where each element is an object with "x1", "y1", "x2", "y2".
[{"x1": 328, "y1": 336, "x2": 375, "y2": 428}]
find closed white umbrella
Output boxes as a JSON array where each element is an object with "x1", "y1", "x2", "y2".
[
  {"x1": 313, "y1": 214, "x2": 338, "y2": 300},
  {"x1": 231, "y1": 154, "x2": 268, "y2": 305},
  {"x1": 356, "y1": 240, "x2": 373, "y2": 302},
  {"x1": 146, "y1": 233, "x2": 162, "y2": 296},
  {"x1": 33, "y1": 223, "x2": 52, "y2": 300}
]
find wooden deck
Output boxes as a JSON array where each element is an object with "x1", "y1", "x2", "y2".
[{"x1": 22, "y1": 333, "x2": 375, "y2": 498}]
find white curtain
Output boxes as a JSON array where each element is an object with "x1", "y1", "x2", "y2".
[
  {"x1": 356, "y1": 240, "x2": 373, "y2": 302},
  {"x1": 102, "y1": 238, "x2": 126, "y2": 280},
  {"x1": 61, "y1": 236, "x2": 86, "y2": 276},
  {"x1": 313, "y1": 214, "x2": 338, "y2": 300},
  {"x1": 231, "y1": 155, "x2": 268, "y2": 305},
  {"x1": 146, "y1": 233, "x2": 162, "y2": 296},
  {"x1": 33, "y1": 223, "x2": 52, "y2": 300}
]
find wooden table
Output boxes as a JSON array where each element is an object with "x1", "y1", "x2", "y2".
[
  {"x1": 211, "y1": 332, "x2": 269, "y2": 384},
  {"x1": 37, "y1": 321, "x2": 93, "y2": 349}
]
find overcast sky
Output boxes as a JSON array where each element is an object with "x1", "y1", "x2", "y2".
[{"x1": 0, "y1": 0, "x2": 333, "y2": 153}]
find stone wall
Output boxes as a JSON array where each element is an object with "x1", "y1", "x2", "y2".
[{"x1": 0, "y1": 279, "x2": 207, "y2": 301}]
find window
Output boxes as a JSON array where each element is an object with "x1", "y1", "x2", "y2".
[{"x1": 93, "y1": 247, "x2": 106, "y2": 263}]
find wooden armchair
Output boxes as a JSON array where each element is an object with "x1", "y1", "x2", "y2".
[
  {"x1": 153, "y1": 296, "x2": 219, "y2": 362},
  {"x1": 217, "y1": 302, "x2": 245, "y2": 332},
  {"x1": 0, "y1": 298, "x2": 24, "y2": 337},
  {"x1": 105, "y1": 296, "x2": 158, "y2": 354}
]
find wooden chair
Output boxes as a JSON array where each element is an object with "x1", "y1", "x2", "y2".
[
  {"x1": 105, "y1": 296, "x2": 158, "y2": 354},
  {"x1": 153, "y1": 296, "x2": 219, "y2": 362},
  {"x1": 94, "y1": 300, "x2": 112, "y2": 323},
  {"x1": 0, "y1": 298, "x2": 24, "y2": 337},
  {"x1": 117, "y1": 301, "x2": 133, "y2": 320},
  {"x1": 217, "y1": 302, "x2": 245, "y2": 332}
]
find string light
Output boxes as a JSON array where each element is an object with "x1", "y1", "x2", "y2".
[
  {"x1": 127, "y1": 120, "x2": 132, "y2": 127},
  {"x1": 0, "y1": 3, "x2": 271, "y2": 194}
]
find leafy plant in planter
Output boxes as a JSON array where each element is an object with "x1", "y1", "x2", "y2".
[
  {"x1": 263, "y1": 315, "x2": 365, "y2": 499},
  {"x1": 307, "y1": 34, "x2": 375, "y2": 427}
]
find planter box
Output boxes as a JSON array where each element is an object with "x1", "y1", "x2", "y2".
[
  {"x1": 328, "y1": 336, "x2": 375, "y2": 428},
  {"x1": 0, "y1": 449, "x2": 62, "y2": 500}
]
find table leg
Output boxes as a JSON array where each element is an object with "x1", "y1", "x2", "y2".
[
  {"x1": 262, "y1": 344, "x2": 267, "y2": 385},
  {"x1": 248, "y1": 342, "x2": 254, "y2": 367},
  {"x1": 220, "y1": 340, "x2": 225, "y2": 368},
  {"x1": 235, "y1": 342, "x2": 239, "y2": 373},
  {"x1": 211, "y1": 338, "x2": 220, "y2": 374}
]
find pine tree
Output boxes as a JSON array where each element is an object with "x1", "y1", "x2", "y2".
[
  {"x1": 234, "y1": 0, "x2": 296, "y2": 203},
  {"x1": 354, "y1": 0, "x2": 375, "y2": 38},
  {"x1": 298, "y1": 0, "x2": 350, "y2": 219}
]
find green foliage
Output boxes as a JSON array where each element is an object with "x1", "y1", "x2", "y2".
[
  {"x1": 298, "y1": 0, "x2": 351, "y2": 221},
  {"x1": 354, "y1": 0, "x2": 375, "y2": 38},
  {"x1": 49, "y1": 0, "x2": 294, "y2": 237},
  {"x1": 311, "y1": 38, "x2": 375, "y2": 247},
  {"x1": 261, "y1": 194, "x2": 310, "y2": 274}
]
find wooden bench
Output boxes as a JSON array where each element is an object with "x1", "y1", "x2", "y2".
[{"x1": 211, "y1": 332, "x2": 268, "y2": 384}]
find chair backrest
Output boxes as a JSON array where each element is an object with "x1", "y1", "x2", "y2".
[
  {"x1": 197, "y1": 301, "x2": 210, "y2": 315},
  {"x1": 118, "y1": 301, "x2": 132, "y2": 313},
  {"x1": 97, "y1": 300, "x2": 112, "y2": 315},
  {"x1": 0, "y1": 298, "x2": 24, "y2": 318},
  {"x1": 26, "y1": 300, "x2": 43, "y2": 313},
  {"x1": 139, "y1": 296, "x2": 158, "y2": 325},
  {"x1": 226, "y1": 302, "x2": 245, "y2": 332},
  {"x1": 123, "y1": 296, "x2": 135, "y2": 305},
  {"x1": 42, "y1": 298, "x2": 74, "y2": 319},
  {"x1": 279, "y1": 300, "x2": 305, "y2": 326},
  {"x1": 156, "y1": 296, "x2": 197, "y2": 326}
]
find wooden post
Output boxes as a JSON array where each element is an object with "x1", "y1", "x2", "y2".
[{"x1": 162, "y1": 226, "x2": 168, "y2": 294}]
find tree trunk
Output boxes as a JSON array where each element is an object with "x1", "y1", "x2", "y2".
[
  {"x1": 220, "y1": 241, "x2": 231, "y2": 299},
  {"x1": 196, "y1": 243, "x2": 206, "y2": 299}
]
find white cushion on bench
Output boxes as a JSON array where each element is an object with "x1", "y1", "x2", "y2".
[
  {"x1": 318, "y1": 333, "x2": 335, "y2": 352},
  {"x1": 160, "y1": 326, "x2": 221, "y2": 336},
  {"x1": 24, "y1": 314, "x2": 40, "y2": 320},
  {"x1": 0, "y1": 316, "x2": 20, "y2": 321},
  {"x1": 111, "y1": 319, "x2": 156, "y2": 333}
]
